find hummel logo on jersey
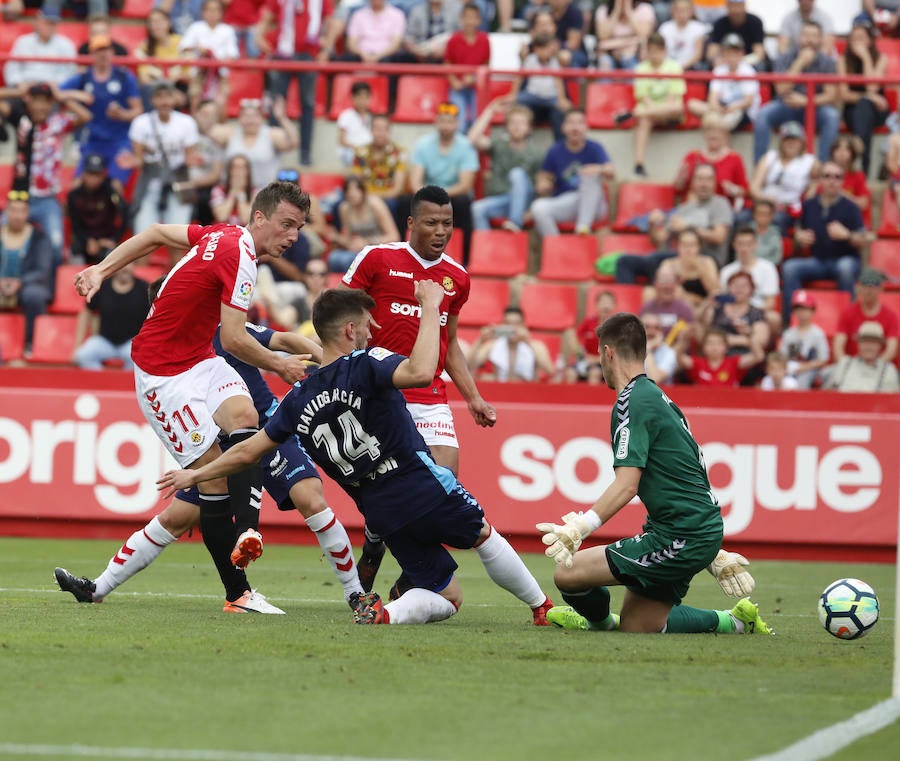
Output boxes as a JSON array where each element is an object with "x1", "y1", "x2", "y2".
[{"x1": 389, "y1": 269, "x2": 414, "y2": 279}]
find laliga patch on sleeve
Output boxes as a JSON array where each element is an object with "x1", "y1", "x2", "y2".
[
  {"x1": 616, "y1": 427, "x2": 630, "y2": 460},
  {"x1": 368, "y1": 347, "x2": 395, "y2": 361}
]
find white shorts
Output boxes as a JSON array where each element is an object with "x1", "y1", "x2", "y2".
[
  {"x1": 406, "y1": 403, "x2": 458, "y2": 449},
  {"x1": 134, "y1": 356, "x2": 252, "y2": 467}
]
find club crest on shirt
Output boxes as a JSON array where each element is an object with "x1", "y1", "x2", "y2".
[
  {"x1": 442, "y1": 276, "x2": 456, "y2": 295},
  {"x1": 189, "y1": 431, "x2": 205, "y2": 446},
  {"x1": 238, "y1": 281, "x2": 253, "y2": 298}
]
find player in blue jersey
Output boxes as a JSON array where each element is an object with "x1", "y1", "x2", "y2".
[
  {"x1": 160, "y1": 284, "x2": 531, "y2": 624},
  {"x1": 56, "y1": 280, "x2": 368, "y2": 614}
]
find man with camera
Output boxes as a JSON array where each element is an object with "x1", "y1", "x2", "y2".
[
  {"x1": 125, "y1": 81, "x2": 200, "y2": 235},
  {"x1": 467, "y1": 305, "x2": 556, "y2": 383}
]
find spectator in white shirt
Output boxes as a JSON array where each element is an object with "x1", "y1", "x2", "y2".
[
  {"x1": 178, "y1": 0, "x2": 239, "y2": 113},
  {"x1": 718, "y1": 224, "x2": 781, "y2": 334},
  {"x1": 778, "y1": 0, "x2": 836, "y2": 55},
  {"x1": 760, "y1": 352, "x2": 800, "y2": 390},
  {"x1": 3, "y1": 10, "x2": 77, "y2": 88},
  {"x1": 658, "y1": 0, "x2": 708, "y2": 71},
  {"x1": 337, "y1": 81, "x2": 374, "y2": 167},
  {"x1": 687, "y1": 33, "x2": 760, "y2": 131},
  {"x1": 127, "y1": 81, "x2": 201, "y2": 234}
]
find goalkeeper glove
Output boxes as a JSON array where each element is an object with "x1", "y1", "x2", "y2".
[
  {"x1": 535, "y1": 510, "x2": 602, "y2": 568},
  {"x1": 707, "y1": 549, "x2": 755, "y2": 597}
]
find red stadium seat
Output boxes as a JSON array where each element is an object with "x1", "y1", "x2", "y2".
[
  {"x1": 109, "y1": 24, "x2": 148, "y2": 54},
  {"x1": 57, "y1": 165, "x2": 78, "y2": 204},
  {"x1": 119, "y1": 0, "x2": 153, "y2": 19},
  {"x1": 532, "y1": 329, "x2": 562, "y2": 372},
  {"x1": 613, "y1": 183, "x2": 676, "y2": 232},
  {"x1": 28, "y1": 315, "x2": 78, "y2": 364},
  {"x1": 299, "y1": 172, "x2": 345, "y2": 198},
  {"x1": 0, "y1": 313, "x2": 26, "y2": 362},
  {"x1": 866, "y1": 239, "x2": 900, "y2": 289},
  {"x1": 457, "y1": 278, "x2": 510, "y2": 328},
  {"x1": 537, "y1": 235, "x2": 598, "y2": 282},
  {"x1": 56, "y1": 22, "x2": 89, "y2": 49},
  {"x1": 585, "y1": 83, "x2": 635, "y2": 130},
  {"x1": 328, "y1": 74, "x2": 389, "y2": 120},
  {"x1": 0, "y1": 23, "x2": 32, "y2": 60},
  {"x1": 284, "y1": 74, "x2": 327, "y2": 120},
  {"x1": 879, "y1": 291, "x2": 900, "y2": 317},
  {"x1": 600, "y1": 233, "x2": 657, "y2": 255},
  {"x1": 226, "y1": 69, "x2": 266, "y2": 118},
  {"x1": 680, "y1": 81, "x2": 708, "y2": 130},
  {"x1": 49, "y1": 265, "x2": 86, "y2": 315},
  {"x1": 878, "y1": 187, "x2": 900, "y2": 238},
  {"x1": 517, "y1": 282, "x2": 578, "y2": 331},
  {"x1": 880, "y1": 38, "x2": 900, "y2": 78},
  {"x1": 586, "y1": 283, "x2": 644, "y2": 315},
  {"x1": 0, "y1": 164, "x2": 14, "y2": 194},
  {"x1": 481, "y1": 78, "x2": 516, "y2": 124},
  {"x1": 393, "y1": 76, "x2": 449, "y2": 123},
  {"x1": 793, "y1": 290, "x2": 851, "y2": 338},
  {"x1": 468, "y1": 230, "x2": 529, "y2": 277}
]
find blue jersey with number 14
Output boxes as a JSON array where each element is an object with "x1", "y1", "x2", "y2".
[{"x1": 265, "y1": 347, "x2": 454, "y2": 536}]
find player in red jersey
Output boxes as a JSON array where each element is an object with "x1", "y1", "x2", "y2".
[
  {"x1": 65, "y1": 181, "x2": 311, "y2": 613},
  {"x1": 342, "y1": 185, "x2": 554, "y2": 624}
]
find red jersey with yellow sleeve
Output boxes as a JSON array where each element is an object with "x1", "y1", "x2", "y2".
[
  {"x1": 131, "y1": 224, "x2": 258, "y2": 376},
  {"x1": 341, "y1": 241, "x2": 470, "y2": 405}
]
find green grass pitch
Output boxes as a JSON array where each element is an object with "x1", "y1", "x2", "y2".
[{"x1": 0, "y1": 536, "x2": 897, "y2": 761}]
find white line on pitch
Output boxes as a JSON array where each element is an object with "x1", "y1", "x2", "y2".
[
  {"x1": 746, "y1": 697, "x2": 900, "y2": 761},
  {"x1": 0, "y1": 744, "x2": 437, "y2": 761}
]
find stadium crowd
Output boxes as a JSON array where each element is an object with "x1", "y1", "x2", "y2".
[{"x1": 0, "y1": 0, "x2": 898, "y2": 393}]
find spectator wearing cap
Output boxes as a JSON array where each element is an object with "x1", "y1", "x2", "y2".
[
  {"x1": 833, "y1": 268, "x2": 899, "y2": 363},
  {"x1": 255, "y1": 0, "x2": 334, "y2": 166},
  {"x1": 778, "y1": 0, "x2": 836, "y2": 56},
  {"x1": 778, "y1": 289, "x2": 830, "y2": 389},
  {"x1": 753, "y1": 20, "x2": 839, "y2": 164},
  {"x1": 2, "y1": 11, "x2": 77, "y2": 88},
  {"x1": 0, "y1": 190, "x2": 53, "y2": 356},
  {"x1": 782, "y1": 160, "x2": 866, "y2": 322},
  {"x1": 0, "y1": 81, "x2": 91, "y2": 269},
  {"x1": 72, "y1": 263, "x2": 150, "y2": 371},
  {"x1": 60, "y1": 35, "x2": 143, "y2": 186},
  {"x1": 747, "y1": 121, "x2": 817, "y2": 236},
  {"x1": 409, "y1": 102, "x2": 479, "y2": 263},
  {"x1": 66, "y1": 153, "x2": 128, "y2": 265},
  {"x1": 706, "y1": 0, "x2": 767, "y2": 70},
  {"x1": 126, "y1": 81, "x2": 200, "y2": 235},
  {"x1": 688, "y1": 34, "x2": 761, "y2": 131},
  {"x1": 336, "y1": 82, "x2": 373, "y2": 167},
  {"x1": 821, "y1": 321, "x2": 900, "y2": 393},
  {"x1": 531, "y1": 108, "x2": 614, "y2": 239}
]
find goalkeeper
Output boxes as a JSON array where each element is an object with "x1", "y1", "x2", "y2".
[{"x1": 536, "y1": 312, "x2": 772, "y2": 635}]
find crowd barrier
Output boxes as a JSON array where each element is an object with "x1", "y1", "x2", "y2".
[{"x1": 1, "y1": 367, "x2": 897, "y2": 563}]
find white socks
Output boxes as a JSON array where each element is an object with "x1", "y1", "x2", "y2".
[
  {"x1": 305, "y1": 507, "x2": 363, "y2": 600},
  {"x1": 475, "y1": 526, "x2": 546, "y2": 609},
  {"x1": 383, "y1": 588, "x2": 457, "y2": 624},
  {"x1": 93, "y1": 516, "x2": 177, "y2": 600}
]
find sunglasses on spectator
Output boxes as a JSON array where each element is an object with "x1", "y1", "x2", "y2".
[
  {"x1": 7, "y1": 190, "x2": 29, "y2": 201},
  {"x1": 437, "y1": 103, "x2": 459, "y2": 116},
  {"x1": 821, "y1": 172, "x2": 844, "y2": 179}
]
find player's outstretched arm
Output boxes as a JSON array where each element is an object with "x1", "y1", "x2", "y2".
[
  {"x1": 74, "y1": 224, "x2": 192, "y2": 302},
  {"x1": 392, "y1": 280, "x2": 446, "y2": 388},
  {"x1": 220, "y1": 304, "x2": 310, "y2": 383},
  {"x1": 269, "y1": 331, "x2": 323, "y2": 365},
  {"x1": 157, "y1": 429, "x2": 279, "y2": 498}
]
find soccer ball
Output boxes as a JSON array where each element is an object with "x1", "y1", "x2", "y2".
[{"x1": 817, "y1": 578, "x2": 879, "y2": 640}]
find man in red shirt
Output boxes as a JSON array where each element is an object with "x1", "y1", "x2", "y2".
[
  {"x1": 255, "y1": 0, "x2": 333, "y2": 166},
  {"x1": 59, "y1": 181, "x2": 311, "y2": 614},
  {"x1": 833, "y1": 267, "x2": 899, "y2": 364},
  {"x1": 342, "y1": 184, "x2": 553, "y2": 624}
]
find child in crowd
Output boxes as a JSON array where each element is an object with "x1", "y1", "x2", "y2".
[
  {"x1": 337, "y1": 81, "x2": 374, "y2": 167},
  {"x1": 445, "y1": 3, "x2": 491, "y2": 133},
  {"x1": 750, "y1": 200, "x2": 784, "y2": 265},
  {"x1": 512, "y1": 32, "x2": 570, "y2": 141},
  {"x1": 760, "y1": 351, "x2": 800, "y2": 390},
  {"x1": 679, "y1": 326, "x2": 763, "y2": 387}
]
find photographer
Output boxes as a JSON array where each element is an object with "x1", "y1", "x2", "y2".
[
  {"x1": 467, "y1": 305, "x2": 556, "y2": 383},
  {"x1": 125, "y1": 81, "x2": 200, "y2": 235}
]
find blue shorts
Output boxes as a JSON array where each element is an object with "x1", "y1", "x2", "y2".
[
  {"x1": 176, "y1": 435, "x2": 319, "y2": 511},
  {"x1": 383, "y1": 481, "x2": 484, "y2": 593}
]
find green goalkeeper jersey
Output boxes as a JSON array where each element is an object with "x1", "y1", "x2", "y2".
[{"x1": 610, "y1": 374, "x2": 722, "y2": 540}]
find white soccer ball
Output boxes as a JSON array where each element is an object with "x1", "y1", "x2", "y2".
[{"x1": 817, "y1": 578, "x2": 880, "y2": 640}]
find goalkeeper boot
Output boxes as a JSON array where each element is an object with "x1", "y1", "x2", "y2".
[
  {"x1": 230, "y1": 528, "x2": 264, "y2": 569},
  {"x1": 729, "y1": 598, "x2": 774, "y2": 635},
  {"x1": 547, "y1": 605, "x2": 620, "y2": 631},
  {"x1": 349, "y1": 591, "x2": 385, "y2": 624},
  {"x1": 531, "y1": 596, "x2": 554, "y2": 626},
  {"x1": 356, "y1": 537, "x2": 386, "y2": 593},
  {"x1": 54, "y1": 568, "x2": 96, "y2": 603}
]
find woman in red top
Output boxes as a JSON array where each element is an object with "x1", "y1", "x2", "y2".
[
  {"x1": 673, "y1": 112, "x2": 748, "y2": 209},
  {"x1": 445, "y1": 3, "x2": 491, "y2": 131}
]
